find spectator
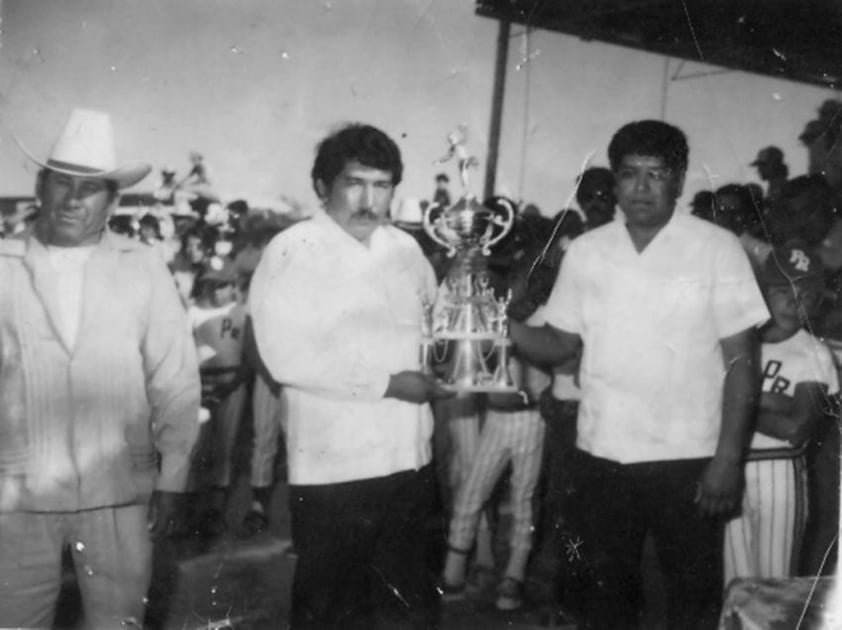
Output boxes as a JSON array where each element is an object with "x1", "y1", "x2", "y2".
[
  {"x1": 750, "y1": 146, "x2": 789, "y2": 203},
  {"x1": 433, "y1": 172, "x2": 452, "y2": 209},
  {"x1": 153, "y1": 165, "x2": 178, "y2": 204},
  {"x1": 169, "y1": 221, "x2": 218, "y2": 306},
  {"x1": 712, "y1": 183, "x2": 772, "y2": 270},
  {"x1": 799, "y1": 99, "x2": 842, "y2": 186},
  {"x1": 575, "y1": 167, "x2": 616, "y2": 230},
  {"x1": 772, "y1": 175, "x2": 836, "y2": 248},
  {"x1": 690, "y1": 189, "x2": 716, "y2": 223},
  {"x1": 138, "y1": 212, "x2": 162, "y2": 244},
  {"x1": 185, "y1": 258, "x2": 250, "y2": 542},
  {"x1": 724, "y1": 243, "x2": 838, "y2": 582},
  {"x1": 438, "y1": 217, "x2": 552, "y2": 612}
]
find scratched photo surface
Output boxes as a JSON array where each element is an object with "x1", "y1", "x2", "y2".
[{"x1": 0, "y1": 1, "x2": 841, "y2": 628}]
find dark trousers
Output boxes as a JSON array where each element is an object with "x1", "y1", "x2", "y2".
[
  {"x1": 801, "y1": 416, "x2": 840, "y2": 575},
  {"x1": 539, "y1": 390, "x2": 578, "y2": 515},
  {"x1": 556, "y1": 449, "x2": 725, "y2": 630},
  {"x1": 289, "y1": 465, "x2": 440, "y2": 630}
]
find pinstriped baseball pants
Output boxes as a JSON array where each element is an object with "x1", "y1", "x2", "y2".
[
  {"x1": 433, "y1": 394, "x2": 482, "y2": 503},
  {"x1": 723, "y1": 456, "x2": 808, "y2": 583},
  {"x1": 447, "y1": 407, "x2": 545, "y2": 553}
]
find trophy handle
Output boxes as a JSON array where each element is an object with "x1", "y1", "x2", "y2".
[
  {"x1": 423, "y1": 202, "x2": 457, "y2": 257},
  {"x1": 480, "y1": 197, "x2": 516, "y2": 255}
]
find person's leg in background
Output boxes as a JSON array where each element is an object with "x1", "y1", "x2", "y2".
[
  {"x1": 205, "y1": 383, "x2": 248, "y2": 535},
  {"x1": 242, "y1": 373, "x2": 284, "y2": 537},
  {"x1": 495, "y1": 408, "x2": 545, "y2": 610},
  {"x1": 440, "y1": 411, "x2": 512, "y2": 593},
  {"x1": 433, "y1": 394, "x2": 494, "y2": 580}
]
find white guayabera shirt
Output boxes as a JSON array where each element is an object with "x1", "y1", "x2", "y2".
[
  {"x1": 544, "y1": 212, "x2": 770, "y2": 464},
  {"x1": 250, "y1": 210, "x2": 438, "y2": 485}
]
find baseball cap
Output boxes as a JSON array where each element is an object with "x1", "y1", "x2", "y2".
[
  {"x1": 760, "y1": 243, "x2": 825, "y2": 290},
  {"x1": 750, "y1": 146, "x2": 784, "y2": 167}
]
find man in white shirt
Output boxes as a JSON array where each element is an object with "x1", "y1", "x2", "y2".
[
  {"x1": 250, "y1": 123, "x2": 451, "y2": 629},
  {"x1": 510, "y1": 120, "x2": 769, "y2": 629}
]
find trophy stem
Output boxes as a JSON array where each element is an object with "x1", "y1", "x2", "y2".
[
  {"x1": 447, "y1": 339, "x2": 492, "y2": 388},
  {"x1": 419, "y1": 338, "x2": 434, "y2": 376},
  {"x1": 492, "y1": 338, "x2": 516, "y2": 389}
]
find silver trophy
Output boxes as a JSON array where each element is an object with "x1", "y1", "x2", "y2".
[{"x1": 420, "y1": 127, "x2": 517, "y2": 392}]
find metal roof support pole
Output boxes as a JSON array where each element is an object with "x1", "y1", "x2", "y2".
[
  {"x1": 660, "y1": 56, "x2": 671, "y2": 121},
  {"x1": 484, "y1": 18, "x2": 510, "y2": 201}
]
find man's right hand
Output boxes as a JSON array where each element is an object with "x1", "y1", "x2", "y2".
[{"x1": 385, "y1": 371, "x2": 456, "y2": 403}]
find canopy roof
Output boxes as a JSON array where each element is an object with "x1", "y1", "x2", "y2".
[{"x1": 476, "y1": 0, "x2": 842, "y2": 89}]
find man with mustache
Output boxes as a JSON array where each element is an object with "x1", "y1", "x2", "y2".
[
  {"x1": 250, "y1": 123, "x2": 452, "y2": 629},
  {"x1": 0, "y1": 109, "x2": 200, "y2": 627},
  {"x1": 510, "y1": 120, "x2": 769, "y2": 629}
]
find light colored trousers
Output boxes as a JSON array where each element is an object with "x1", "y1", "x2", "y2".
[
  {"x1": 0, "y1": 504, "x2": 152, "y2": 629},
  {"x1": 724, "y1": 456, "x2": 808, "y2": 584},
  {"x1": 250, "y1": 374, "x2": 285, "y2": 488},
  {"x1": 448, "y1": 407, "x2": 546, "y2": 553}
]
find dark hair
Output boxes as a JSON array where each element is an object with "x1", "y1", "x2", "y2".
[
  {"x1": 138, "y1": 213, "x2": 162, "y2": 239},
  {"x1": 608, "y1": 120, "x2": 689, "y2": 175},
  {"x1": 776, "y1": 174, "x2": 835, "y2": 245},
  {"x1": 107, "y1": 215, "x2": 135, "y2": 237},
  {"x1": 226, "y1": 199, "x2": 249, "y2": 217},
  {"x1": 180, "y1": 222, "x2": 218, "y2": 255},
  {"x1": 575, "y1": 167, "x2": 615, "y2": 206},
  {"x1": 713, "y1": 184, "x2": 761, "y2": 235},
  {"x1": 435, "y1": 173, "x2": 449, "y2": 183},
  {"x1": 311, "y1": 123, "x2": 403, "y2": 195},
  {"x1": 690, "y1": 190, "x2": 716, "y2": 222}
]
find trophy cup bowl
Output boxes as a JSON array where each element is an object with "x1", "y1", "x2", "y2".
[{"x1": 423, "y1": 195, "x2": 513, "y2": 257}]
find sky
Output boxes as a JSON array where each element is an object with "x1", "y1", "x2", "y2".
[{"x1": 0, "y1": 0, "x2": 838, "y2": 215}]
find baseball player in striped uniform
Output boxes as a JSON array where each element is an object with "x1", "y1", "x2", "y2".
[
  {"x1": 724, "y1": 243, "x2": 839, "y2": 583},
  {"x1": 187, "y1": 257, "x2": 250, "y2": 536},
  {"x1": 440, "y1": 336, "x2": 550, "y2": 611},
  {"x1": 240, "y1": 366, "x2": 285, "y2": 536}
]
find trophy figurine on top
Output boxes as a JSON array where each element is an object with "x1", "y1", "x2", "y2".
[{"x1": 419, "y1": 126, "x2": 518, "y2": 392}]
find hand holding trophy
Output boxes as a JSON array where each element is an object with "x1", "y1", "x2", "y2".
[{"x1": 419, "y1": 127, "x2": 518, "y2": 392}]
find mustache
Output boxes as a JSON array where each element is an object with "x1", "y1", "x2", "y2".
[{"x1": 353, "y1": 209, "x2": 379, "y2": 220}]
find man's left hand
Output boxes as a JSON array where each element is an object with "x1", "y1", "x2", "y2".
[
  {"x1": 695, "y1": 457, "x2": 743, "y2": 518},
  {"x1": 148, "y1": 490, "x2": 186, "y2": 541}
]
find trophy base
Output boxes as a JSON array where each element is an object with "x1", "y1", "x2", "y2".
[
  {"x1": 440, "y1": 382, "x2": 520, "y2": 394},
  {"x1": 434, "y1": 331, "x2": 499, "y2": 341}
]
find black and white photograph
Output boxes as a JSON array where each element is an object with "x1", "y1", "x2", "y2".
[{"x1": 0, "y1": 1, "x2": 841, "y2": 628}]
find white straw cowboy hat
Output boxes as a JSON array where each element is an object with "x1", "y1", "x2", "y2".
[{"x1": 17, "y1": 108, "x2": 152, "y2": 189}]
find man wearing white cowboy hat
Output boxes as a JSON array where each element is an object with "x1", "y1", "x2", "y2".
[{"x1": 0, "y1": 108, "x2": 200, "y2": 628}]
